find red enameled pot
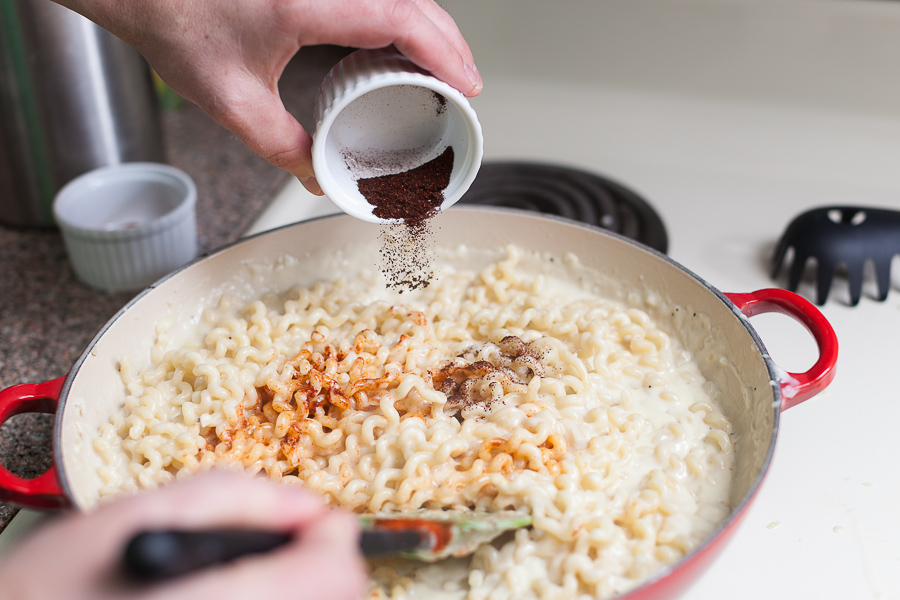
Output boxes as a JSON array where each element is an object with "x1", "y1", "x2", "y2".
[{"x1": 0, "y1": 207, "x2": 837, "y2": 598}]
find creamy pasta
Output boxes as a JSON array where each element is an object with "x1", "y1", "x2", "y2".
[{"x1": 94, "y1": 244, "x2": 734, "y2": 599}]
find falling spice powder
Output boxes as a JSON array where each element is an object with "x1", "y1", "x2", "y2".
[{"x1": 354, "y1": 145, "x2": 454, "y2": 292}]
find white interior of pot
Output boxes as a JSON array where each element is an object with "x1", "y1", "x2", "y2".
[{"x1": 57, "y1": 207, "x2": 777, "y2": 536}]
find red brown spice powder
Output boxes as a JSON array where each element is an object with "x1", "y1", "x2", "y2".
[
  {"x1": 355, "y1": 146, "x2": 454, "y2": 292},
  {"x1": 357, "y1": 146, "x2": 454, "y2": 222}
]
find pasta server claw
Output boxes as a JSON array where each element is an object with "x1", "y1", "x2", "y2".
[{"x1": 771, "y1": 205, "x2": 900, "y2": 306}]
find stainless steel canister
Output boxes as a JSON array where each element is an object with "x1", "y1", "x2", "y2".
[{"x1": 0, "y1": 0, "x2": 164, "y2": 228}]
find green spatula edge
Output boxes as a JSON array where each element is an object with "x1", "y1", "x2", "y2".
[{"x1": 359, "y1": 510, "x2": 533, "y2": 562}]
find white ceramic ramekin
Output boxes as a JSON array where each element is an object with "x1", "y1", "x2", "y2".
[
  {"x1": 312, "y1": 48, "x2": 483, "y2": 223},
  {"x1": 53, "y1": 162, "x2": 197, "y2": 293}
]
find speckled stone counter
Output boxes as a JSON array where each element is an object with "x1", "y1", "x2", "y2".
[{"x1": 0, "y1": 45, "x2": 349, "y2": 533}]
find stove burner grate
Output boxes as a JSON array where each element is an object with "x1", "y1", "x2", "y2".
[{"x1": 458, "y1": 162, "x2": 668, "y2": 254}]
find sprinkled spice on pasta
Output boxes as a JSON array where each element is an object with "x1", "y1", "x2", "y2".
[{"x1": 95, "y1": 245, "x2": 734, "y2": 599}]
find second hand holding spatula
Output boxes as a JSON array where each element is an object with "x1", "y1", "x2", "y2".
[{"x1": 124, "y1": 510, "x2": 532, "y2": 581}]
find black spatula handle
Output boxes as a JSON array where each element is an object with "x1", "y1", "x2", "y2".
[
  {"x1": 123, "y1": 527, "x2": 425, "y2": 581},
  {"x1": 123, "y1": 529, "x2": 291, "y2": 581}
]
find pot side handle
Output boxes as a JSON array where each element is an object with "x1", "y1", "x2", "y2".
[
  {"x1": 725, "y1": 289, "x2": 838, "y2": 411},
  {"x1": 0, "y1": 377, "x2": 69, "y2": 509}
]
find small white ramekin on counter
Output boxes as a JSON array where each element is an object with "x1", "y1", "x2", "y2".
[{"x1": 53, "y1": 162, "x2": 198, "y2": 293}]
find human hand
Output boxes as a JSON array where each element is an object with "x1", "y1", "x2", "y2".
[
  {"x1": 54, "y1": 0, "x2": 483, "y2": 195},
  {"x1": 0, "y1": 471, "x2": 367, "y2": 600}
]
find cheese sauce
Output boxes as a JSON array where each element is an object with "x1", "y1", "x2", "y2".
[{"x1": 94, "y1": 244, "x2": 734, "y2": 599}]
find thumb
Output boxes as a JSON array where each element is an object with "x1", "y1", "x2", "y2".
[{"x1": 211, "y1": 78, "x2": 322, "y2": 195}]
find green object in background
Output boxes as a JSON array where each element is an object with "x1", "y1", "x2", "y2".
[
  {"x1": 152, "y1": 70, "x2": 184, "y2": 111},
  {"x1": 0, "y1": 0, "x2": 56, "y2": 226}
]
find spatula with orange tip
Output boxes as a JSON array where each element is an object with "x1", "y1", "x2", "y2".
[{"x1": 123, "y1": 510, "x2": 532, "y2": 581}]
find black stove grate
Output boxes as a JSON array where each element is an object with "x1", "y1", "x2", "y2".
[{"x1": 458, "y1": 162, "x2": 668, "y2": 254}]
